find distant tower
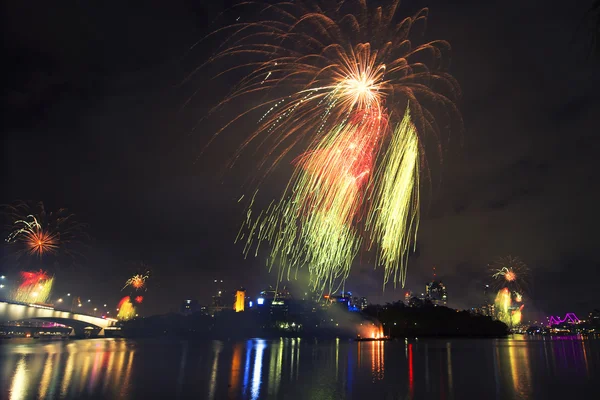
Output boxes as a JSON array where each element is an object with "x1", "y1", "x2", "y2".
[
  {"x1": 210, "y1": 279, "x2": 227, "y2": 316},
  {"x1": 234, "y1": 289, "x2": 246, "y2": 312}
]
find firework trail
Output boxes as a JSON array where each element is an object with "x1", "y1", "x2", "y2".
[{"x1": 202, "y1": 1, "x2": 460, "y2": 291}]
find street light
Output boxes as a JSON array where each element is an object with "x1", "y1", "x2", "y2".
[
  {"x1": 67, "y1": 293, "x2": 71, "y2": 296},
  {"x1": 58, "y1": 298, "x2": 63, "y2": 303},
  {"x1": 87, "y1": 299, "x2": 91, "y2": 303},
  {"x1": 1, "y1": 276, "x2": 5, "y2": 279}
]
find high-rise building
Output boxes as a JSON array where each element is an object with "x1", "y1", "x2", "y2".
[
  {"x1": 209, "y1": 279, "x2": 227, "y2": 316},
  {"x1": 359, "y1": 297, "x2": 368, "y2": 310},
  {"x1": 425, "y1": 281, "x2": 448, "y2": 306}
]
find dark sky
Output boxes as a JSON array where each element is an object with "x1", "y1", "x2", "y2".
[{"x1": 2, "y1": 0, "x2": 599, "y2": 319}]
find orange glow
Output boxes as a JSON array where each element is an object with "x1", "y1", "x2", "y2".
[
  {"x1": 234, "y1": 290, "x2": 245, "y2": 312},
  {"x1": 229, "y1": 343, "x2": 242, "y2": 397},
  {"x1": 371, "y1": 340, "x2": 384, "y2": 380},
  {"x1": 131, "y1": 277, "x2": 144, "y2": 289},
  {"x1": 27, "y1": 229, "x2": 58, "y2": 257},
  {"x1": 505, "y1": 271, "x2": 516, "y2": 282}
]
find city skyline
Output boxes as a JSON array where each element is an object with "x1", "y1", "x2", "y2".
[{"x1": 2, "y1": 0, "x2": 599, "y2": 318}]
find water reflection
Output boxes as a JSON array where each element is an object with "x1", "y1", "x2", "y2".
[
  {"x1": 1, "y1": 336, "x2": 598, "y2": 399},
  {"x1": 370, "y1": 340, "x2": 384, "y2": 381},
  {"x1": 507, "y1": 341, "x2": 532, "y2": 398},
  {"x1": 4, "y1": 340, "x2": 138, "y2": 400},
  {"x1": 446, "y1": 342, "x2": 453, "y2": 399},
  {"x1": 408, "y1": 343, "x2": 414, "y2": 399},
  {"x1": 250, "y1": 339, "x2": 265, "y2": 400},
  {"x1": 9, "y1": 356, "x2": 27, "y2": 400},
  {"x1": 229, "y1": 342, "x2": 242, "y2": 398},
  {"x1": 207, "y1": 341, "x2": 222, "y2": 400},
  {"x1": 38, "y1": 352, "x2": 55, "y2": 399}
]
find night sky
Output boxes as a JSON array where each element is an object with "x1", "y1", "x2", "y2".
[{"x1": 2, "y1": 0, "x2": 599, "y2": 318}]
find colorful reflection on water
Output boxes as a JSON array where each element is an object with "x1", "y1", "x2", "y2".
[{"x1": 1, "y1": 335, "x2": 599, "y2": 399}]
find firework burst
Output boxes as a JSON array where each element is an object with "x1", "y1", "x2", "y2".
[
  {"x1": 122, "y1": 272, "x2": 150, "y2": 291},
  {"x1": 489, "y1": 256, "x2": 529, "y2": 294},
  {"x1": 3, "y1": 201, "x2": 88, "y2": 268},
  {"x1": 202, "y1": 0, "x2": 461, "y2": 292},
  {"x1": 6, "y1": 216, "x2": 59, "y2": 257}
]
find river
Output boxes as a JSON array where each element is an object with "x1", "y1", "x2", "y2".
[{"x1": 1, "y1": 335, "x2": 598, "y2": 399}]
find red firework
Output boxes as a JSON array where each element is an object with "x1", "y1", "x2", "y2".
[{"x1": 19, "y1": 270, "x2": 50, "y2": 288}]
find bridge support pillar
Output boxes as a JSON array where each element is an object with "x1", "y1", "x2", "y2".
[{"x1": 72, "y1": 326, "x2": 104, "y2": 338}]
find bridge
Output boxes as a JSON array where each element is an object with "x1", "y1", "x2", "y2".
[
  {"x1": 0, "y1": 301, "x2": 119, "y2": 338},
  {"x1": 548, "y1": 313, "x2": 581, "y2": 326}
]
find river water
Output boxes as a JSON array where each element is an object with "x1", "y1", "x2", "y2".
[{"x1": 1, "y1": 335, "x2": 598, "y2": 399}]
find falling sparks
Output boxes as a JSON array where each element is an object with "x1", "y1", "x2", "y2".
[
  {"x1": 117, "y1": 296, "x2": 136, "y2": 321},
  {"x1": 13, "y1": 270, "x2": 54, "y2": 304},
  {"x1": 202, "y1": 0, "x2": 461, "y2": 291},
  {"x1": 366, "y1": 108, "x2": 420, "y2": 288}
]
